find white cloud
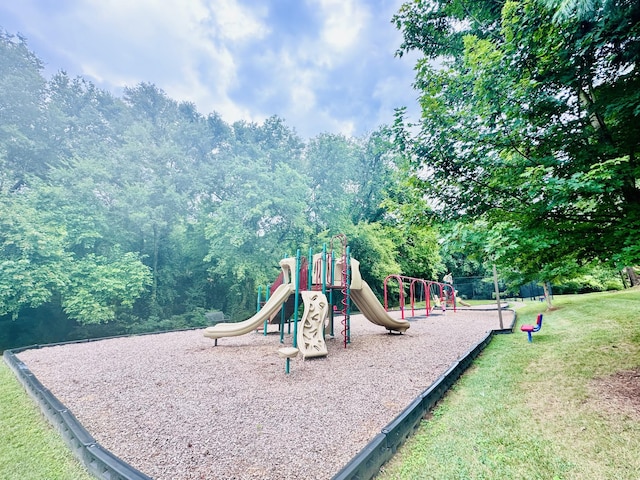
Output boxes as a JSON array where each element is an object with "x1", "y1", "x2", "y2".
[
  {"x1": 290, "y1": 82, "x2": 317, "y2": 111},
  {"x1": 43, "y1": 0, "x2": 271, "y2": 124},
  {"x1": 210, "y1": 0, "x2": 270, "y2": 42},
  {"x1": 303, "y1": 0, "x2": 370, "y2": 68},
  {"x1": 316, "y1": 0, "x2": 370, "y2": 51},
  {"x1": 261, "y1": 49, "x2": 321, "y2": 103},
  {"x1": 0, "y1": 0, "x2": 420, "y2": 138}
]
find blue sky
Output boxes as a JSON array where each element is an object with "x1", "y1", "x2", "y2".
[{"x1": 0, "y1": 0, "x2": 421, "y2": 138}]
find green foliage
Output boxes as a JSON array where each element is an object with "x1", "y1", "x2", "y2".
[
  {"x1": 441, "y1": 218, "x2": 627, "y2": 294},
  {"x1": 345, "y1": 222, "x2": 401, "y2": 295},
  {"x1": 125, "y1": 308, "x2": 209, "y2": 335},
  {"x1": 553, "y1": 266, "x2": 625, "y2": 294},
  {"x1": 379, "y1": 289, "x2": 640, "y2": 479},
  {"x1": 62, "y1": 252, "x2": 152, "y2": 324},
  {"x1": 0, "y1": 180, "x2": 151, "y2": 325},
  {"x1": 438, "y1": 223, "x2": 490, "y2": 279},
  {"x1": 0, "y1": 189, "x2": 70, "y2": 317},
  {"x1": 393, "y1": 224, "x2": 443, "y2": 280},
  {"x1": 0, "y1": 32, "x2": 50, "y2": 184},
  {"x1": 0, "y1": 29, "x2": 455, "y2": 347},
  {"x1": 393, "y1": 0, "x2": 640, "y2": 277}
]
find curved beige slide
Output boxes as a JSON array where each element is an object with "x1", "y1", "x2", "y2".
[
  {"x1": 203, "y1": 283, "x2": 294, "y2": 340},
  {"x1": 349, "y1": 259, "x2": 410, "y2": 334}
]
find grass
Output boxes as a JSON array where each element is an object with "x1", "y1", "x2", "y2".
[
  {"x1": 1, "y1": 289, "x2": 638, "y2": 479},
  {"x1": 0, "y1": 361, "x2": 94, "y2": 480},
  {"x1": 377, "y1": 288, "x2": 640, "y2": 480}
]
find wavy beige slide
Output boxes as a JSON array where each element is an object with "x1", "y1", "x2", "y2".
[
  {"x1": 349, "y1": 259, "x2": 410, "y2": 334},
  {"x1": 203, "y1": 283, "x2": 294, "y2": 340}
]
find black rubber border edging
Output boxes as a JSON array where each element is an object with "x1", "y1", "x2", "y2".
[
  {"x1": 332, "y1": 308, "x2": 516, "y2": 480},
  {"x1": 2, "y1": 327, "x2": 205, "y2": 480},
  {"x1": 4, "y1": 309, "x2": 516, "y2": 480},
  {"x1": 3, "y1": 349, "x2": 152, "y2": 480}
]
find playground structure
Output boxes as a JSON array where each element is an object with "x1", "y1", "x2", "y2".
[
  {"x1": 383, "y1": 274, "x2": 457, "y2": 319},
  {"x1": 203, "y1": 237, "x2": 462, "y2": 360},
  {"x1": 203, "y1": 236, "x2": 466, "y2": 372},
  {"x1": 203, "y1": 237, "x2": 412, "y2": 369}
]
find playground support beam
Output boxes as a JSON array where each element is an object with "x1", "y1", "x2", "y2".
[
  {"x1": 344, "y1": 246, "x2": 351, "y2": 346},
  {"x1": 409, "y1": 278, "x2": 430, "y2": 317},
  {"x1": 329, "y1": 249, "x2": 336, "y2": 337},
  {"x1": 384, "y1": 275, "x2": 406, "y2": 319},
  {"x1": 321, "y1": 243, "x2": 327, "y2": 296},
  {"x1": 308, "y1": 247, "x2": 313, "y2": 292},
  {"x1": 331, "y1": 233, "x2": 350, "y2": 347},
  {"x1": 257, "y1": 284, "x2": 272, "y2": 336}
]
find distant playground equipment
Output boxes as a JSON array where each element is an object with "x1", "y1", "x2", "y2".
[
  {"x1": 383, "y1": 275, "x2": 458, "y2": 319},
  {"x1": 203, "y1": 235, "x2": 412, "y2": 371},
  {"x1": 443, "y1": 273, "x2": 471, "y2": 307},
  {"x1": 457, "y1": 298, "x2": 472, "y2": 307},
  {"x1": 520, "y1": 314, "x2": 543, "y2": 342}
]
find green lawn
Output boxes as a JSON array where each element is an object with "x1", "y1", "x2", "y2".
[
  {"x1": 2, "y1": 289, "x2": 638, "y2": 480},
  {"x1": 378, "y1": 288, "x2": 640, "y2": 480},
  {"x1": 0, "y1": 361, "x2": 94, "y2": 480}
]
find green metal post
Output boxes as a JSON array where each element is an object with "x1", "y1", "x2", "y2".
[
  {"x1": 321, "y1": 244, "x2": 327, "y2": 339},
  {"x1": 293, "y1": 249, "x2": 300, "y2": 348},
  {"x1": 263, "y1": 284, "x2": 271, "y2": 335},
  {"x1": 258, "y1": 286, "x2": 264, "y2": 335},
  {"x1": 321, "y1": 243, "x2": 327, "y2": 296},
  {"x1": 280, "y1": 307, "x2": 285, "y2": 344},
  {"x1": 287, "y1": 251, "x2": 294, "y2": 335}
]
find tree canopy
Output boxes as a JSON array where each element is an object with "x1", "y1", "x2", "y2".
[
  {"x1": 0, "y1": 30, "x2": 447, "y2": 349},
  {"x1": 1, "y1": 20, "x2": 634, "y2": 350},
  {"x1": 393, "y1": 0, "x2": 640, "y2": 279}
]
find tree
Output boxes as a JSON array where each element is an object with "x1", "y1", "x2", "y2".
[
  {"x1": 346, "y1": 222, "x2": 401, "y2": 297},
  {"x1": 392, "y1": 0, "x2": 640, "y2": 278},
  {"x1": 0, "y1": 30, "x2": 51, "y2": 187},
  {"x1": 303, "y1": 128, "x2": 403, "y2": 233},
  {"x1": 45, "y1": 72, "x2": 127, "y2": 160},
  {"x1": 109, "y1": 83, "x2": 213, "y2": 318},
  {"x1": 0, "y1": 180, "x2": 151, "y2": 324},
  {"x1": 350, "y1": 129, "x2": 404, "y2": 224},
  {"x1": 201, "y1": 118, "x2": 311, "y2": 318},
  {"x1": 304, "y1": 132, "x2": 359, "y2": 233}
]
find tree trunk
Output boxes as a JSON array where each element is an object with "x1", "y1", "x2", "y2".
[
  {"x1": 625, "y1": 267, "x2": 639, "y2": 287},
  {"x1": 620, "y1": 270, "x2": 629, "y2": 289},
  {"x1": 543, "y1": 282, "x2": 553, "y2": 309},
  {"x1": 152, "y1": 222, "x2": 159, "y2": 307}
]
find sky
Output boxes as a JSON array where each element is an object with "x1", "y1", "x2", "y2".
[{"x1": 0, "y1": 0, "x2": 421, "y2": 139}]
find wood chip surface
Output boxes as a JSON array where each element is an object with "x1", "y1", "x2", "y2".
[{"x1": 18, "y1": 307, "x2": 509, "y2": 480}]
